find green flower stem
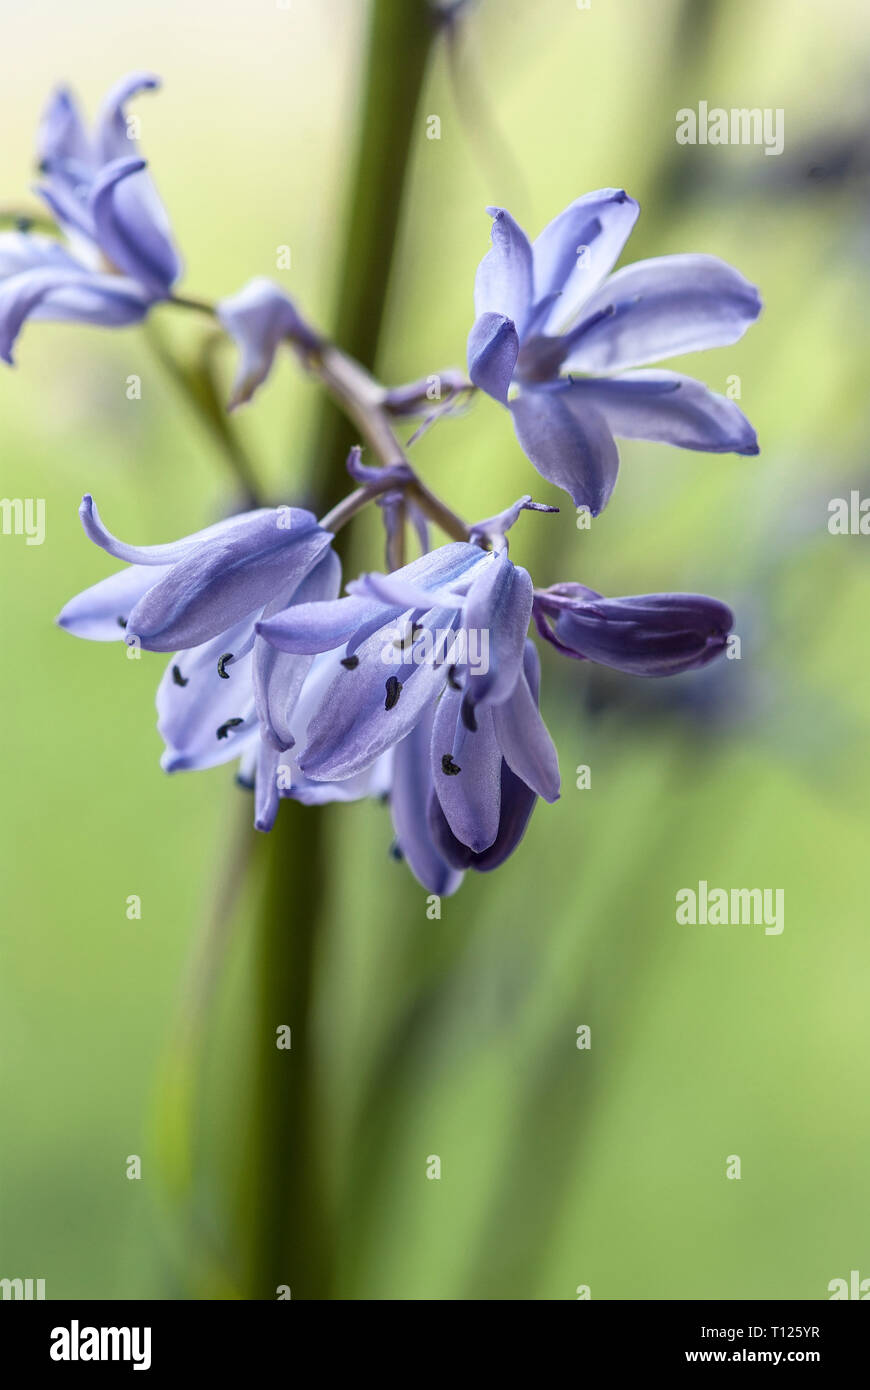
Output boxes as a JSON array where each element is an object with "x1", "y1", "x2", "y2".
[
  {"x1": 243, "y1": 0, "x2": 440, "y2": 1301},
  {"x1": 242, "y1": 810, "x2": 333, "y2": 1300},
  {"x1": 311, "y1": 341, "x2": 472, "y2": 541}
]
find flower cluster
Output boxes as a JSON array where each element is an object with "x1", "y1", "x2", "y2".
[
  {"x1": 57, "y1": 490, "x2": 734, "y2": 895},
  {"x1": 3, "y1": 74, "x2": 759, "y2": 895}
]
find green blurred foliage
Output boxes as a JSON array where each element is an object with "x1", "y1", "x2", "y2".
[{"x1": 1, "y1": 0, "x2": 869, "y2": 1299}]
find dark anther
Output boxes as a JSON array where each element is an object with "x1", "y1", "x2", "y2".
[
  {"x1": 384, "y1": 676, "x2": 403, "y2": 710},
  {"x1": 393, "y1": 622, "x2": 423, "y2": 650},
  {"x1": 447, "y1": 665, "x2": 462, "y2": 691},
  {"x1": 235, "y1": 773, "x2": 255, "y2": 791},
  {"x1": 216, "y1": 717, "x2": 244, "y2": 740},
  {"x1": 441, "y1": 754, "x2": 462, "y2": 776},
  {"x1": 389, "y1": 840, "x2": 404, "y2": 862},
  {"x1": 341, "y1": 654, "x2": 359, "y2": 670},
  {"x1": 460, "y1": 697, "x2": 478, "y2": 732},
  {"x1": 16, "y1": 217, "x2": 33, "y2": 233},
  {"x1": 117, "y1": 616, "x2": 128, "y2": 629},
  {"x1": 217, "y1": 652, "x2": 233, "y2": 680},
  {"x1": 172, "y1": 665, "x2": 189, "y2": 688}
]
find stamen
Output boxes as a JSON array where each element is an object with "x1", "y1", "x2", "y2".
[
  {"x1": 447, "y1": 665, "x2": 462, "y2": 691},
  {"x1": 117, "y1": 616, "x2": 127, "y2": 629},
  {"x1": 389, "y1": 840, "x2": 404, "y2": 861},
  {"x1": 217, "y1": 652, "x2": 233, "y2": 680},
  {"x1": 341, "y1": 655, "x2": 359, "y2": 670},
  {"x1": 216, "y1": 717, "x2": 244, "y2": 740},
  {"x1": 172, "y1": 665, "x2": 189, "y2": 688},
  {"x1": 384, "y1": 676, "x2": 403, "y2": 710},
  {"x1": 441, "y1": 754, "x2": 462, "y2": 776}
]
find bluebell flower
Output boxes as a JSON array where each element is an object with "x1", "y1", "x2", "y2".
[
  {"x1": 57, "y1": 494, "x2": 336, "y2": 830},
  {"x1": 533, "y1": 583, "x2": 733, "y2": 675},
  {"x1": 0, "y1": 72, "x2": 181, "y2": 362},
  {"x1": 256, "y1": 537, "x2": 561, "y2": 882},
  {"x1": 467, "y1": 190, "x2": 761, "y2": 513}
]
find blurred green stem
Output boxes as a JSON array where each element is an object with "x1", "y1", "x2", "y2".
[
  {"x1": 143, "y1": 318, "x2": 263, "y2": 508},
  {"x1": 243, "y1": 0, "x2": 438, "y2": 1300}
]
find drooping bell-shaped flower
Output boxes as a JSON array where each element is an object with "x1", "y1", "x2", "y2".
[
  {"x1": 0, "y1": 72, "x2": 182, "y2": 362},
  {"x1": 533, "y1": 583, "x2": 734, "y2": 676},
  {"x1": 256, "y1": 528, "x2": 561, "y2": 875},
  {"x1": 57, "y1": 494, "x2": 336, "y2": 830},
  {"x1": 426, "y1": 639, "x2": 554, "y2": 875},
  {"x1": 467, "y1": 191, "x2": 761, "y2": 514}
]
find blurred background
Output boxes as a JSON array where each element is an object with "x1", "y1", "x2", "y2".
[{"x1": 1, "y1": 0, "x2": 869, "y2": 1300}]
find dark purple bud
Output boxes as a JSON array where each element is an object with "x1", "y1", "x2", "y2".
[{"x1": 534, "y1": 586, "x2": 733, "y2": 676}]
